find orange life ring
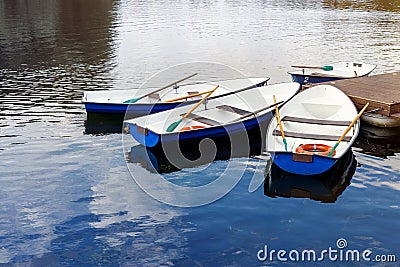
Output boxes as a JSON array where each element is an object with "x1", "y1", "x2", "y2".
[
  {"x1": 295, "y1": 144, "x2": 336, "y2": 157},
  {"x1": 180, "y1": 125, "x2": 206, "y2": 132}
]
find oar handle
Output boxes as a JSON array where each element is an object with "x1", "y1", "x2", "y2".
[
  {"x1": 181, "y1": 85, "x2": 219, "y2": 121},
  {"x1": 292, "y1": 65, "x2": 322, "y2": 69},
  {"x1": 327, "y1": 102, "x2": 369, "y2": 157},
  {"x1": 164, "y1": 77, "x2": 270, "y2": 103},
  {"x1": 273, "y1": 95, "x2": 288, "y2": 151},
  {"x1": 273, "y1": 95, "x2": 285, "y2": 140},
  {"x1": 338, "y1": 102, "x2": 369, "y2": 143},
  {"x1": 164, "y1": 89, "x2": 214, "y2": 103},
  {"x1": 207, "y1": 77, "x2": 270, "y2": 100},
  {"x1": 292, "y1": 65, "x2": 333, "y2": 71}
]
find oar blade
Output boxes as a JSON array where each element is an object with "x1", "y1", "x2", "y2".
[
  {"x1": 283, "y1": 139, "x2": 288, "y2": 152},
  {"x1": 327, "y1": 142, "x2": 339, "y2": 157},
  {"x1": 292, "y1": 65, "x2": 333, "y2": 71},
  {"x1": 123, "y1": 98, "x2": 140, "y2": 104},
  {"x1": 322, "y1": 65, "x2": 333, "y2": 71},
  {"x1": 166, "y1": 119, "x2": 182, "y2": 133}
]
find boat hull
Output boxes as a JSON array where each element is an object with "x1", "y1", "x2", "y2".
[
  {"x1": 271, "y1": 152, "x2": 338, "y2": 176},
  {"x1": 129, "y1": 112, "x2": 272, "y2": 148},
  {"x1": 84, "y1": 102, "x2": 181, "y2": 116},
  {"x1": 289, "y1": 74, "x2": 348, "y2": 85}
]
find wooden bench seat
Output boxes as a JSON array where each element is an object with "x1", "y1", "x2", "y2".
[
  {"x1": 183, "y1": 113, "x2": 220, "y2": 126},
  {"x1": 272, "y1": 130, "x2": 352, "y2": 142},
  {"x1": 148, "y1": 93, "x2": 161, "y2": 102},
  {"x1": 281, "y1": 116, "x2": 351, "y2": 126},
  {"x1": 216, "y1": 105, "x2": 251, "y2": 116}
]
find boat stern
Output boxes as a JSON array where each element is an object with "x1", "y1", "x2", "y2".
[
  {"x1": 272, "y1": 152, "x2": 337, "y2": 176},
  {"x1": 128, "y1": 123, "x2": 160, "y2": 148}
]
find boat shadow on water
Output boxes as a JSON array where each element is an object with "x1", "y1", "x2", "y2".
[
  {"x1": 84, "y1": 109, "x2": 181, "y2": 134},
  {"x1": 127, "y1": 128, "x2": 265, "y2": 174},
  {"x1": 84, "y1": 112, "x2": 125, "y2": 134},
  {"x1": 264, "y1": 150, "x2": 357, "y2": 203}
]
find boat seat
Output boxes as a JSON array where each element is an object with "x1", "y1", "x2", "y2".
[
  {"x1": 281, "y1": 116, "x2": 351, "y2": 126},
  {"x1": 148, "y1": 93, "x2": 161, "y2": 103},
  {"x1": 272, "y1": 130, "x2": 352, "y2": 142},
  {"x1": 183, "y1": 113, "x2": 220, "y2": 126},
  {"x1": 216, "y1": 105, "x2": 251, "y2": 116}
]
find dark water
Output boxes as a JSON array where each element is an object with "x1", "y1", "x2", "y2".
[{"x1": 1, "y1": 0, "x2": 400, "y2": 266}]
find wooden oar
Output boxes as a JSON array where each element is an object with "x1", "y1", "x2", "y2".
[
  {"x1": 292, "y1": 65, "x2": 333, "y2": 71},
  {"x1": 164, "y1": 79, "x2": 269, "y2": 103},
  {"x1": 142, "y1": 77, "x2": 270, "y2": 104},
  {"x1": 208, "y1": 79, "x2": 269, "y2": 100},
  {"x1": 273, "y1": 95, "x2": 287, "y2": 151},
  {"x1": 327, "y1": 102, "x2": 369, "y2": 157},
  {"x1": 310, "y1": 72, "x2": 346, "y2": 78},
  {"x1": 166, "y1": 85, "x2": 219, "y2": 132},
  {"x1": 164, "y1": 89, "x2": 214, "y2": 103},
  {"x1": 123, "y1": 73, "x2": 198, "y2": 103},
  {"x1": 230, "y1": 101, "x2": 283, "y2": 122}
]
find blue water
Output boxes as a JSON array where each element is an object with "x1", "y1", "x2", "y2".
[{"x1": 1, "y1": 0, "x2": 400, "y2": 266}]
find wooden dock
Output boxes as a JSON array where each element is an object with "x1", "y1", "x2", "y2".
[{"x1": 319, "y1": 72, "x2": 400, "y2": 121}]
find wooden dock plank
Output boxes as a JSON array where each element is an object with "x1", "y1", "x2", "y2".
[
  {"x1": 320, "y1": 72, "x2": 400, "y2": 118},
  {"x1": 391, "y1": 113, "x2": 400, "y2": 120}
]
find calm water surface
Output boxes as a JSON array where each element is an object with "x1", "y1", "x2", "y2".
[{"x1": 1, "y1": 0, "x2": 400, "y2": 266}]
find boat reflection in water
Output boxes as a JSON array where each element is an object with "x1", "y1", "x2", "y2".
[
  {"x1": 354, "y1": 124, "x2": 400, "y2": 158},
  {"x1": 264, "y1": 150, "x2": 357, "y2": 203},
  {"x1": 127, "y1": 130, "x2": 264, "y2": 174},
  {"x1": 84, "y1": 113, "x2": 125, "y2": 134}
]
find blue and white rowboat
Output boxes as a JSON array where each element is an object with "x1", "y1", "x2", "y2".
[
  {"x1": 288, "y1": 62, "x2": 376, "y2": 85},
  {"x1": 82, "y1": 76, "x2": 269, "y2": 116},
  {"x1": 125, "y1": 82, "x2": 300, "y2": 148},
  {"x1": 266, "y1": 85, "x2": 360, "y2": 176}
]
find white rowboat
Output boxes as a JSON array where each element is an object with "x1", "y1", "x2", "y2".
[
  {"x1": 266, "y1": 84, "x2": 360, "y2": 175},
  {"x1": 289, "y1": 62, "x2": 376, "y2": 85},
  {"x1": 82, "y1": 76, "x2": 269, "y2": 116}
]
